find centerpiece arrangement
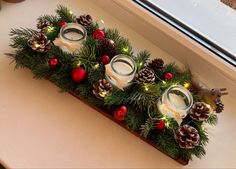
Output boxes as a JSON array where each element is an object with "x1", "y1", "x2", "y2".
[{"x1": 6, "y1": 5, "x2": 228, "y2": 165}]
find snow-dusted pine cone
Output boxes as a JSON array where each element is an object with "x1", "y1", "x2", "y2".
[
  {"x1": 188, "y1": 102, "x2": 211, "y2": 121},
  {"x1": 93, "y1": 79, "x2": 113, "y2": 99},
  {"x1": 214, "y1": 98, "x2": 224, "y2": 113},
  {"x1": 37, "y1": 18, "x2": 50, "y2": 33},
  {"x1": 135, "y1": 68, "x2": 155, "y2": 84},
  {"x1": 148, "y1": 58, "x2": 164, "y2": 72},
  {"x1": 175, "y1": 125, "x2": 200, "y2": 149},
  {"x1": 76, "y1": 14, "x2": 93, "y2": 28},
  {"x1": 28, "y1": 33, "x2": 52, "y2": 53}
]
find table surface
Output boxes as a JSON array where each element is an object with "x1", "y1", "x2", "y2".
[{"x1": 1, "y1": 0, "x2": 236, "y2": 168}]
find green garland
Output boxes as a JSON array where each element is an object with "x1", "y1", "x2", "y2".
[{"x1": 6, "y1": 5, "x2": 222, "y2": 164}]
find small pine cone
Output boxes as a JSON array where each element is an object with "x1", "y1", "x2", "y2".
[
  {"x1": 214, "y1": 98, "x2": 224, "y2": 113},
  {"x1": 148, "y1": 58, "x2": 164, "y2": 72},
  {"x1": 135, "y1": 68, "x2": 155, "y2": 84},
  {"x1": 98, "y1": 39, "x2": 117, "y2": 57},
  {"x1": 93, "y1": 79, "x2": 113, "y2": 99},
  {"x1": 188, "y1": 102, "x2": 212, "y2": 121},
  {"x1": 28, "y1": 33, "x2": 52, "y2": 53},
  {"x1": 76, "y1": 14, "x2": 93, "y2": 28},
  {"x1": 175, "y1": 125, "x2": 200, "y2": 149},
  {"x1": 37, "y1": 18, "x2": 50, "y2": 33}
]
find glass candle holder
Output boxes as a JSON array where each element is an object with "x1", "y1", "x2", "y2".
[
  {"x1": 54, "y1": 23, "x2": 86, "y2": 53},
  {"x1": 157, "y1": 85, "x2": 193, "y2": 124},
  {"x1": 105, "y1": 54, "x2": 136, "y2": 90}
]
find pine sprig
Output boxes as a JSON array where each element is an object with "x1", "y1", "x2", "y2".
[
  {"x1": 205, "y1": 114, "x2": 218, "y2": 126},
  {"x1": 126, "y1": 84, "x2": 160, "y2": 112},
  {"x1": 135, "y1": 50, "x2": 150, "y2": 71},
  {"x1": 56, "y1": 5, "x2": 76, "y2": 22},
  {"x1": 37, "y1": 15, "x2": 59, "y2": 26},
  {"x1": 105, "y1": 29, "x2": 133, "y2": 56},
  {"x1": 9, "y1": 28, "x2": 38, "y2": 49},
  {"x1": 104, "y1": 89, "x2": 129, "y2": 107},
  {"x1": 154, "y1": 129, "x2": 180, "y2": 158},
  {"x1": 125, "y1": 108, "x2": 147, "y2": 131},
  {"x1": 140, "y1": 118, "x2": 155, "y2": 138}
]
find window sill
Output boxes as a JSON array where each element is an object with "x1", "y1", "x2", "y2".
[{"x1": 94, "y1": 0, "x2": 236, "y2": 97}]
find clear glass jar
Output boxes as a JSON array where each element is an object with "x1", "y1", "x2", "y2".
[
  {"x1": 105, "y1": 54, "x2": 136, "y2": 90},
  {"x1": 55, "y1": 23, "x2": 87, "y2": 53},
  {"x1": 157, "y1": 85, "x2": 193, "y2": 124}
]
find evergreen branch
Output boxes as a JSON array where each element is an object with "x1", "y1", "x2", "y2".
[
  {"x1": 154, "y1": 129, "x2": 180, "y2": 158},
  {"x1": 205, "y1": 114, "x2": 218, "y2": 126},
  {"x1": 56, "y1": 5, "x2": 76, "y2": 22},
  {"x1": 140, "y1": 118, "x2": 155, "y2": 138},
  {"x1": 105, "y1": 28, "x2": 133, "y2": 56},
  {"x1": 125, "y1": 107, "x2": 147, "y2": 131},
  {"x1": 135, "y1": 50, "x2": 150, "y2": 71},
  {"x1": 104, "y1": 89, "x2": 128, "y2": 107},
  {"x1": 9, "y1": 28, "x2": 38, "y2": 37},
  {"x1": 126, "y1": 84, "x2": 160, "y2": 112},
  {"x1": 37, "y1": 14, "x2": 59, "y2": 26},
  {"x1": 9, "y1": 28, "x2": 38, "y2": 49},
  {"x1": 32, "y1": 64, "x2": 51, "y2": 79}
]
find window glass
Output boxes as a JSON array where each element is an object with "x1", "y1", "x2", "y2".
[{"x1": 136, "y1": 0, "x2": 236, "y2": 66}]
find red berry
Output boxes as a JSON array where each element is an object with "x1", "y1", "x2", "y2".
[
  {"x1": 164, "y1": 72, "x2": 173, "y2": 81},
  {"x1": 120, "y1": 106, "x2": 127, "y2": 113},
  {"x1": 100, "y1": 55, "x2": 110, "y2": 65},
  {"x1": 49, "y1": 58, "x2": 58, "y2": 68},
  {"x1": 59, "y1": 21, "x2": 67, "y2": 27},
  {"x1": 71, "y1": 67, "x2": 86, "y2": 83},
  {"x1": 114, "y1": 106, "x2": 127, "y2": 121},
  {"x1": 92, "y1": 29, "x2": 105, "y2": 39},
  {"x1": 155, "y1": 120, "x2": 166, "y2": 130}
]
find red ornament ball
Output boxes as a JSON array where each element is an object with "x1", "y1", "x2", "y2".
[
  {"x1": 59, "y1": 21, "x2": 67, "y2": 27},
  {"x1": 164, "y1": 72, "x2": 173, "y2": 81},
  {"x1": 100, "y1": 55, "x2": 110, "y2": 65},
  {"x1": 92, "y1": 29, "x2": 105, "y2": 39},
  {"x1": 71, "y1": 67, "x2": 86, "y2": 83},
  {"x1": 48, "y1": 57, "x2": 59, "y2": 69},
  {"x1": 155, "y1": 120, "x2": 166, "y2": 130},
  {"x1": 114, "y1": 105, "x2": 128, "y2": 121}
]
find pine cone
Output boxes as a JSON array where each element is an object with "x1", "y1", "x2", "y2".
[
  {"x1": 175, "y1": 125, "x2": 200, "y2": 149},
  {"x1": 98, "y1": 39, "x2": 117, "y2": 57},
  {"x1": 93, "y1": 79, "x2": 113, "y2": 99},
  {"x1": 214, "y1": 98, "x2": 224, "y2": 113},
  {"x1": 28, "y1": 33, "x2": 52, "y2": 53},
  {"x1": 135, "y1": 68, "x2": 155, "y2": 83},
  {"x1": 188, "y1": 102, "x2": 211, "y2": 121},
  {"x1": 148, "y1": 58, "x2": 164, "y2": 72},
  {"x1": 37, "y1": 18, "x2": 50, "y2": 33},
  {"x1": 76, "y1": 14, "x2": 93, "y2": 27}
]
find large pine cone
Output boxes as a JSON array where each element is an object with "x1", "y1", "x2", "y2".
[
  {"x1": 93, "y1": 79, "x2": 113, "y2": 99},
  {"x1": 188, "y1": 102, "x2": 211, "y2": 121},
  {"x1": 28, "y1": 33, "x2": 52, "y2": 53},
  {"x1": 135, "y1": 68, "x2": 155, "y2": 84},
  {"x1": 98, "y1": 39, "x2": 117, "y2": 57},
  {"x1": 148, "y1": 58, "x2": 164, "y2": 72},
  {"x1": 76, "y1": 14, "x2": 93, "y2": 28},
  {"x1": 37, "y1": 18, "x2": 50, "y2": 33},
  {"x1": 214, "y1": 98, "x2": 224, "y2": 113},
  {"x1": 175, "y1": 125, "x2": 200, "y2": 149}
]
